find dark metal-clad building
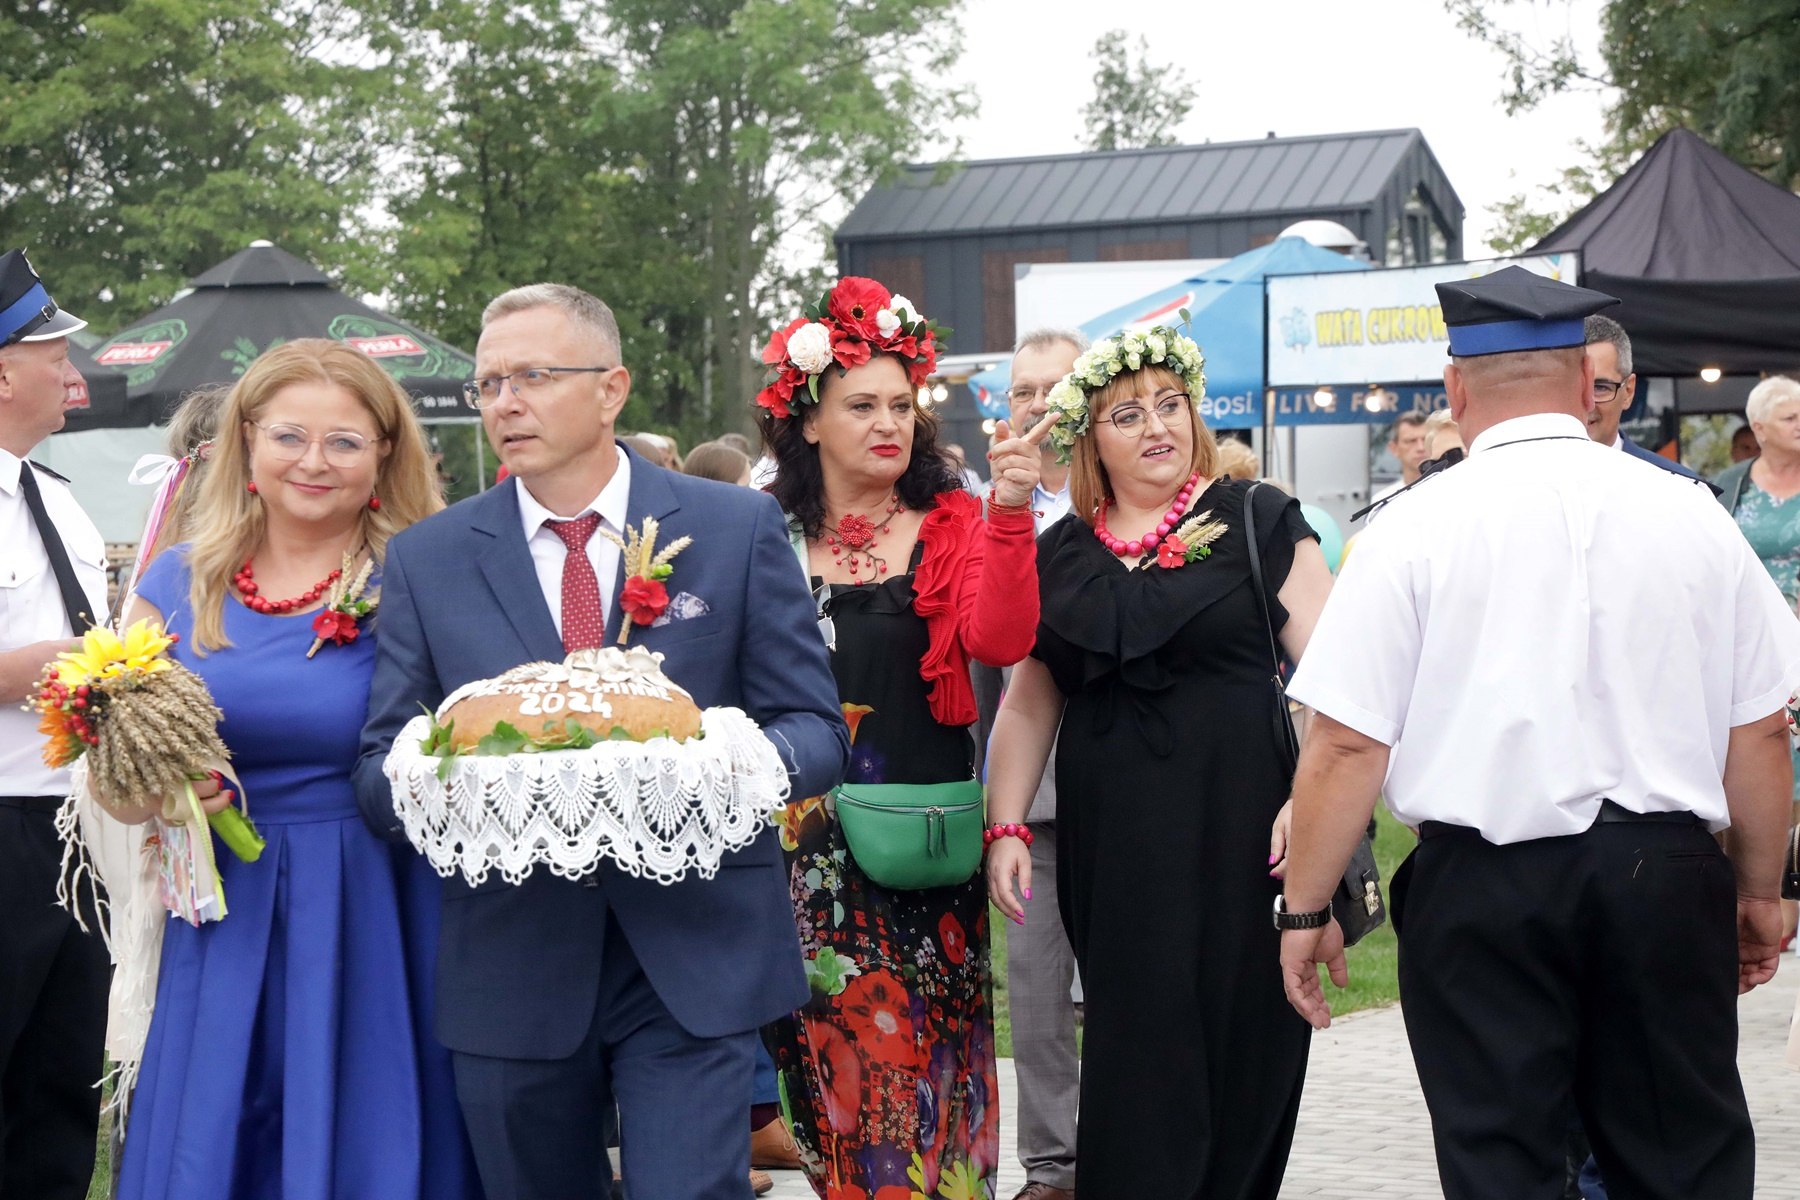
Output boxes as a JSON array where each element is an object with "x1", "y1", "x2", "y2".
[{"x1": 837, "y1": 129, "x2": 1463, "y2": 356}]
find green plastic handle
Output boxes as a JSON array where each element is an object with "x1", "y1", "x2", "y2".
[{"x1": 208, "y1": 804, "x2": 265, "y2": 863}]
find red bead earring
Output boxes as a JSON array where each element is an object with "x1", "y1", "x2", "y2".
[
  {"x1": 368, "y1": 494, "x2": 381, "y2": 511},
  {"x1": 246, "y1": 481, "x2": 258, "y2": 495}
]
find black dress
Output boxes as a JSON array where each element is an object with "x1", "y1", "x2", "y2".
[{"x1": 1031, "y1": 478, "x2": 1317, "y2": 1200}]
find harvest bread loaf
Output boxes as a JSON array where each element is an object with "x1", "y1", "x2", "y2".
[{"x1": 436, "y1": 645, "x2": 703, "y2": 749}]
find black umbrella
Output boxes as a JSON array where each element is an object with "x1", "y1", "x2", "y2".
[
  {"x1": 85, "y1": 241, "x2": 479, "y2": 427},
  {"x1": 57, "y1": 334, "x2": 142, "y2": 431}
]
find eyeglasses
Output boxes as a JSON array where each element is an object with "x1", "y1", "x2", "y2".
[
  {"x1": 463, "y1": 366, "x2": 614, "y2": 409},
  {"x1": 1593, "y1": 378, "x2": 1626, "y2": 400},
  {"x1": 253, "y1": 422, "x2": 383, "y2": 467},
  {"x1": 1005, "y1": 384, "x2": 1054, "y2": 405},
  {"x1": 1100, "y1": 394, "x2": 1191, "y2": 435}
]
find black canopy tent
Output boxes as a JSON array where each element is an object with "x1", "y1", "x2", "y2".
[
  {"x1": 58, "y1": 335, "x2": 139, "y2": 431},
  {"x1": 1531, "y1": 129, "x2": 1800, "y2": 392},
  {"x1": 85, "y1": 242, "x2": 480, "y2": 427}
]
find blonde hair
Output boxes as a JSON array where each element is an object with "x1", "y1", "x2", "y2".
[
  {"x1": 1214, "y1": 438, "x2": 1260, "y2": 482},
  {"x1": 143, "y1": 385, "x2": 229, "y2": 566},
  {"x1": 182, "y1": 340, "x2": 444, "y2": 652},
  {"x1": 1068, "y1": 365, "x2": 1218, "y2": 525},
  {"x1": 1747, "y1": 376, "x2": 1800, "y2": 426}
]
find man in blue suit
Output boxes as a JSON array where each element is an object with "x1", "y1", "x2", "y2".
[
  {"x1": 354, "y1": 283, "x2": 848, "y2": 1200},
  {"x1": 1583, "y1": 315, "x2": 1716, "y2": 492}
]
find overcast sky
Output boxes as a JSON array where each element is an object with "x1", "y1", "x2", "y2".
[{"x1": 928, "y1": 0, "x2": 1613, "y2": 252}]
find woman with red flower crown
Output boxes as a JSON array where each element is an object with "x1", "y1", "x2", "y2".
[
  {"x1": 756, "y1": 279, "x2": 1051, "y2": 1198},
  {"x1": 106, "y1": 341, "x2": 481, "y2": 1200}
]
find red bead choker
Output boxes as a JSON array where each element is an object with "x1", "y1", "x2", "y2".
[
  {"x1": 1093, "y1": 472, "x2": 1200, "y2": 557},
  {"x1": 234, "y1": 559, "x2": 343, "y2": 615},
  {"x1": 824, "y1": 494, "x2": 903, "y2": 578}
]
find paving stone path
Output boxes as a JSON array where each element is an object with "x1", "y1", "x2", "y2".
[{"x1": 765, "y1": 972, "x2": 1800, "y2": 1198}]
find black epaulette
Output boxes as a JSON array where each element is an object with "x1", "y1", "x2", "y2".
[
  {"x1": 1350, "y1": 450, "x2": 1461, "y2": 523},
  {"x1": 27, "y1": 460, "x2": 71, "y2": 484}
]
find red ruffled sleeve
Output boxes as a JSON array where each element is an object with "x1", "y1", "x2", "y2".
[{"x1": 912, "y1": 489, "x2": 1040, "y2": 726}]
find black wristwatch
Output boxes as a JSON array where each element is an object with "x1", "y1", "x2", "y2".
[{"x1": 1272, "y1": 895, "x2": 1332, "y2": 931}]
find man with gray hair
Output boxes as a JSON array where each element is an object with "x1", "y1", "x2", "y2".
[
  {"x1": 974, "y1": 327, "x2": 1086, "y2": 1200},
  {"x1": 1583, "y1": 313, "x2": 1710, "y2": 487},
  {"x1": 356, "y1": 283, "x2": 848, "y2": 1200}
]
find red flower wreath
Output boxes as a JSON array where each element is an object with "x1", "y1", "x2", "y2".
[{"x1": 753, "y1": 277, "x2": 949, "y2": 418}]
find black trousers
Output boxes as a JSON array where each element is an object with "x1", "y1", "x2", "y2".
[
  {"x1": 0, "y1": 801, "x2": 110, "y2": 1200},
  {"x1": 1393, "y1": 816, "x2": 1750, "y2": 1200}
]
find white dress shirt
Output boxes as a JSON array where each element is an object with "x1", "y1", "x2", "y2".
[
  {"x1": 514, "y1": 448, "x2": 631, "y2": 640},
  {"x1": 1, "y1": 449, "x2": 109, "y2": 797},
  {"x1": 1032, "y1": 477, "x2": 1072, "y2": 534},
  {"x1": 1290, "y1": 412, "x2": 1800, "y2": 844}
]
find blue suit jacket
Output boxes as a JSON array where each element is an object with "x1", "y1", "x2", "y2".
[
  {"x1": 1622, "y1": 435, "x2": 1718, "y2": 493},
  {"x1": 354, "y1": 450, "x2": 846, "y2": 1057}
]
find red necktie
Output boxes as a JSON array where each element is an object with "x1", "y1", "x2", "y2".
[{"x1": 548, "y1": 514, "x2": 605, "y2": 651}]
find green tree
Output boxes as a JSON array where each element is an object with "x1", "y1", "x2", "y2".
[
  {"x1": 0, "y1": 0, "x2": 406, "y2": 333},
  {"x1": 1448, "y1": 0, "x2": 1800, "y2": 249},
  {"x1": 385, "y1": 0, "x2": 970, "y2": 444},
  {"x1": 1080, "y1": 29, "x2": 1197, "y2": 152}
]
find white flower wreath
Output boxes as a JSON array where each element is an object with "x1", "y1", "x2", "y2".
[{"x1": 1044, "y1": 323, "x2": 1207, "y2": 464}]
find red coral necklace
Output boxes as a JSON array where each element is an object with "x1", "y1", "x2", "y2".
[
  {"x1": 234, "y1": 559, "x2": 342, "y2": 614},
  {"x1": 823, "y1": 494, "x2": 904, "y2": 579}
]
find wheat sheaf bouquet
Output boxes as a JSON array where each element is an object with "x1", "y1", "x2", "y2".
[{"x1": 35, "y1": 619, "x2": 265, "y2": 925}]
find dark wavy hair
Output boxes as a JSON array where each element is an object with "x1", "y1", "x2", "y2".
[{"x1": 758, "y1": 354, "x2": 963, "y2": 538}]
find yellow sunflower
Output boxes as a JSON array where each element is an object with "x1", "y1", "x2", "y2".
[{"x1": 54, "y1": 619, "x2": 175, "y2": 684}]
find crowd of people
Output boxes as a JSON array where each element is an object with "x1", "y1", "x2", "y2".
[{"x1": 3, "y1": 247, "x2": 1799, "y2": 1200}]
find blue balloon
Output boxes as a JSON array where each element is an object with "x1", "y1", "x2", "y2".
[{"x1": 1299, "y1": 503, "x2": 1345, "y2": 573}]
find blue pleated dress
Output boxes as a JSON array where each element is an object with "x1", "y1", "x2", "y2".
[{"x1": 117, "y1": 548, "x2": 481, "y2": 1200}]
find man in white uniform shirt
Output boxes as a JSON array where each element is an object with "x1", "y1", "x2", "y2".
[
  {"x1": 1275, "y1": 267, "x2": 1800, "y2": 1200},
  {"x1": 978, "y1": 328, "x2": 1084, "y2": 1200},
  {"x1": 0, "y1": 249, "x2": 111, "y2": 1200}
]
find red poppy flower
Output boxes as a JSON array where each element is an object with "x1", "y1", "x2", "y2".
[
  {"x1": 761, "y1": 316, "x2": 809, "y2": 366},
  {"x1": 830, "y1": 327, "x2": 871, "y2": 369},
  {"x1": 828, "y1": 276, "x2": 890, "y2": 340},
  {"x1": 811, "y1": 1021, "x2": 864, "y2": 1134},
  {"x1": 311, "y1": 608, "x2": 360, "y2": 646},
  {"x1": 1157, "y1": 537, "x2": 1187, "y2": 569},
  {"x1": 938, "y1": 912, "x2": 967, "y2": 964},
  {"x1": 620, "y1": 576, "x2": 670, "y2": 626},
  {"x1": 754, "y1": 385, "x2": 791, "y2": 420},
  {"x1": 838, "y1": 970, "x2": 915, "y2": 1066}
]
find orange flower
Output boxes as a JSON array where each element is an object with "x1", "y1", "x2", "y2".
[{"x1": 841, "y1": 703, "x2": 875, "y2": 745}]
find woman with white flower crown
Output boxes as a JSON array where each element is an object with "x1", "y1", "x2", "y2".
[
  {"x1": 984, "y1": 326, "x2": 1335, "y2": 1199},
  {"x1": 754, "y1": 277, "x2": 1052, "y2": 1198}
]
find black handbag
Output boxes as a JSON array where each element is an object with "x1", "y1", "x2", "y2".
[
  {"x1": 1783, "y1": 824, "x2": 1800, "y2": 901},
  {"x1": 1243, "y1": 482, "x2": 1387, "y2": 947}
]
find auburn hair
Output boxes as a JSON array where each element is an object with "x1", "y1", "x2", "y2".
[{"x1": 1067, "y1": 365, "x2": 1219, "y2": 525}]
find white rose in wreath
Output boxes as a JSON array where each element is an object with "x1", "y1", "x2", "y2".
[
  {"x1": 875, "y1": 308, "x2": 902, "y2": 338},
  {"x1": 786, "y1": 322, "x2": 834, "y2": 374},
  {"x1": 888, "y1": 294, "x2": 917, "y2": 321}
]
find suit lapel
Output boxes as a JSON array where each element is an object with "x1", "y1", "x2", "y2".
[
  {"x1": 609, "y1": 449, "x2": 682, "y2": 637},
  {"x1": 470, "y1": 480, "x2": 565, "y2": 661}
]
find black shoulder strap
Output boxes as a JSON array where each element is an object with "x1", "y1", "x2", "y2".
[
  {"x1": 18, "y1": 461, "x2": 97, "y2": 634},
  {"x1": 1243, "y1": 482, "x2": 1300, "y2": 769}
]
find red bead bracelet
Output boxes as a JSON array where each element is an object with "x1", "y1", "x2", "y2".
[{"x1": 982, "y1": 823, "x2": 1034, "y2": 847}]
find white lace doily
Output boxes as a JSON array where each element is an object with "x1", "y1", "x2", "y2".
[{"x1": 384, "y1": 707, "x2": 790, "y2": 887}]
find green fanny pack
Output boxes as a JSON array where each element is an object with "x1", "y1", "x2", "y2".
[{"x1": 832, "y1": 778, "x2": 986, "y2": 891}]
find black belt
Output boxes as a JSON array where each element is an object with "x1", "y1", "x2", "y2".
[
  {"x1": 1420, "y1": 798, "x2": 1701, "y2": 841},
  {"x1": 0, "y1": 795, "x2": 66, "y2": 814}
]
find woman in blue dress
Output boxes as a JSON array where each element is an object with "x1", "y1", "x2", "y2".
[{"x1": 112, "y1": 340, "x2": 481, "y2": 1200}]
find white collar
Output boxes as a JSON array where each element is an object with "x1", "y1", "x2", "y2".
[
  {"x1": 0, "y1": 448, "x2": 23, "y2": 496},
  {"x1": 515, "y1": 446, "x2": 632, "y2": 538},
  {"x1": 1468, "y1": 412, "x2": 1590, "y2": 456},
  {"x1": 1610, "y1": 432, "x2": 1625, "y2": 450}
]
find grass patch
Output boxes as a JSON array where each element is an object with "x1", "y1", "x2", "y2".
[{"x1": 988, "y1": 805, "x2": 1413, "y2": 1053}]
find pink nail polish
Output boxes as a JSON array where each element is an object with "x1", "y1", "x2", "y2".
[
  {"x1": 1023, "y1": 887, "x2": 1033, "y2": 900},
  {"x1": 1268, "y1": 853, "x2": 1279, "y2": 865}
]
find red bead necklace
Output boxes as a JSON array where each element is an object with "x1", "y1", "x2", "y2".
[
  {"x1": 234, "y1": 559, "x2": 342, "y2": 615},
  {"x1": 823, "y1": 494, "x2": 903, "y2": 579},
  {"x1": 1094, "y1": 472, "x2": 1201, "y2": 558}
]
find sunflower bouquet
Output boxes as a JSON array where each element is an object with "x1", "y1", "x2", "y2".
[{"x1": 33, "y1": 619, "x2": 264, "y2": 924}]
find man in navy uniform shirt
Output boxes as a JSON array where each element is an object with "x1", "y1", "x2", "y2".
[{"x1": 1277, "y1": 267, "x2": 1800, "y2": 1200}]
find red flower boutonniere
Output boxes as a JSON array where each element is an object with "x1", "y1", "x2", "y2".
[
  {"x1": 604, "y1": 517, "x2": 692, "y2": 644},
  {"x1": 307, "y1": 555, "x2": 377, "y2": 657},
  {"x1": 1154, "y1": 511, "x2": 1229, "y2": 570}
]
